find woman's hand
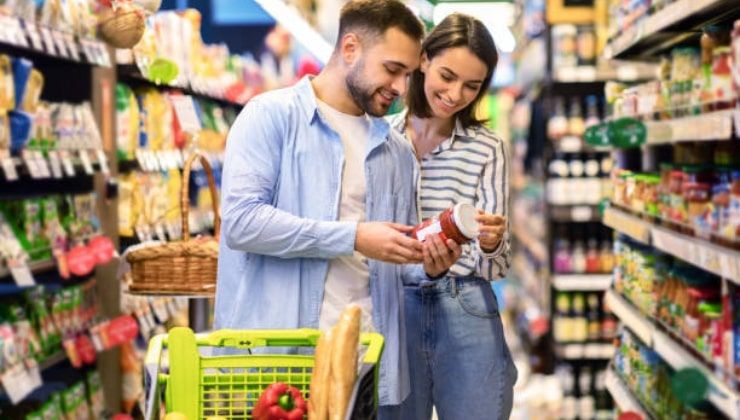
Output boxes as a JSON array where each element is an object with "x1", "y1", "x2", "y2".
[
  {"x1": 475, "y1": 210, "x2": 506, "y2": 252},
  {"x1": 422, "y1": 235, "x2": 462, "y2": 278}
]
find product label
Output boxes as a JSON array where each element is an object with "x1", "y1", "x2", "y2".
[
  {"x1": 415, "y1": 221, "x2": 442, "y2": 242},
  {"x1": 33, "y1": 151, "x2": 51, "y2": 178},
  {"x1": 59, "y1": 150, "x2": 75, "y2": 177},
  {"x1": 52, "y1": 30, "x2": 69, "y2": 58},
  {"x1": 65, "y1": 33, "x2": 79, "y2": 61},
  {"x1": 47, "y1": 151, "x2": 63, "y2": 179},
  {"x1": 24, "y1": 22, "x2": 43, "y2": 51},
  {"x1": 1, "y1": 157, "x2": 18, "y2": 181},
  {"x1": 1, "y1": 363, "x2": 39, "y2": 404},
  {"x1": 39, "y1": 27, "x2": 56, "y2": 55},
  {"x1": 8, "y1": 258, "x2": 35, "y2": 287},
  {"x1": 95, "y1": 149, "x2": 109, "y2": 175},
  {"x1": 171, "y1": 95, "x2": 202, "y2": 133},
  {"x1": 22, "y1": 152, "x2": 40, "y2": 179},
  {"x1": 79, "y1": 150, "x2": 94, "y2": 175}
]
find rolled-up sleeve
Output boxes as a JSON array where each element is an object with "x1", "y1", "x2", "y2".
[{"x1": 220, "y1": 99, "x2": 356, "y2": 259}]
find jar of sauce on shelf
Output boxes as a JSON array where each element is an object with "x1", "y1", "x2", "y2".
[
  {"x1": 712, "y1": 47, "x2": 734, "y2": 110},
  {"x1": 411, "y1": 203, "x2": 479, "y2": 245}
]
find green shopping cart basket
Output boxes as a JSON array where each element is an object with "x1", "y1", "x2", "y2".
[{"x1": 144, "y1": 327, "x2": 384, "y2": 420}]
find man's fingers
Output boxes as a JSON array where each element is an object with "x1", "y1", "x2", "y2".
[
  {"x1": 385, "y1": 222, "x2": 415, "y2": 233},
  {"x1": 475, "y1": 216, "x2": 506, "y2": 227},
  {"x1": 394, "y1": 233, "x2": 423, "y2": 252}
]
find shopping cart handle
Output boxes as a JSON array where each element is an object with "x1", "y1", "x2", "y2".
[{"x1": 196, "y1": 328, "x2": 323, "y2": 348}]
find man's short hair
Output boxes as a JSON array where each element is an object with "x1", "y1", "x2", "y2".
[{"x1": 338, "y1": 0, "x2": 424, "y2": 46}]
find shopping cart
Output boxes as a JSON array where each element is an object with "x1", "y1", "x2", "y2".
[{"x1": 144, "y1": 327, "x2": 384, "y2": 420}]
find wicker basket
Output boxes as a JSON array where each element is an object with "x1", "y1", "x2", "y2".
[{"x1": 125, "y1": 151, "x2": 220, "y2": 296}]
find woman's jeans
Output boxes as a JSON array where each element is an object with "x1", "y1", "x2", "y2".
[{"x1": 380, "y1": 276, "x2": 517, "y2": 420}]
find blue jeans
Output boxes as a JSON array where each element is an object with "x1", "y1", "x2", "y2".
[{"x1": 379, "y1": 276, "x2": 517, "y2": 420}]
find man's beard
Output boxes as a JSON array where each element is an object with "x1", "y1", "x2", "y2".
[{"x1": 345, "y1": 60, "x2": 389, "y2": 117}]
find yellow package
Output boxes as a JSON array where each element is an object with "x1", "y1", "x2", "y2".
[
  {"x1": 0, "y1": 110, "x2": 9, "y2": 150},
  {"x1": 0, "y1": 55, "x2": 15, "y2": 111},
  {"x1": 22, "y1": 69, "x2": 44, "y2": 113},
  {"x1": 142, "y1": 89, "x2": 167, "y2": 151}
]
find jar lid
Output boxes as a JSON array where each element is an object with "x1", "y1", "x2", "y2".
[{"x1": 453, "y1": 203, "x2": 480, "y2": 239}]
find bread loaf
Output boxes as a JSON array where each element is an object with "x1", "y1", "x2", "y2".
[
  {"x1": 308, "y1": 328, "x2": 333, "y2": 420},
  {"x1": 328, "y1": 305, "x2": 361, "y2": 420}
]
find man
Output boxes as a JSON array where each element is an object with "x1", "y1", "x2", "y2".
[{"x1": 215, "y1": 0, "x2": 461, "y2": 413}]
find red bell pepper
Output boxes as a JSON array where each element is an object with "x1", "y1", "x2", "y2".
[{"x1": 252, "y1": 382, "x2": 307, "y2": 420}]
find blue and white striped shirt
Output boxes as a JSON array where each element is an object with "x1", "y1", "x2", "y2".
[{"x1": 389, "y1": 110, "x2": 511, "y2": 280}]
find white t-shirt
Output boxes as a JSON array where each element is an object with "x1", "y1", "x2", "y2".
[{"x1": 316, "y1": 99, "x2": 374, "y2": 332}]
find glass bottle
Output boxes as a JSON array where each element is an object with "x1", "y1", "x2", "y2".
[{"x1": 572, "y1": 293, "x2": 588, "y2": 342}]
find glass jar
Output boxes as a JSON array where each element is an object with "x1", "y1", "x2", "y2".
[
  {"x1": 411, "y1": 203, "x2": 479, "y2": 244},
  {"x1": 644, "y1": 174, "x2": 661, "y2": 217},
  {"x1": 659, "y1": 163, "x2": 674, "y2": 219},
  {"x1": 668, "y1": 168, "x2": 687, "y2": 224},
  {"x1": 711, "y1": 47, "x2": 733, "y2": 110},
  {"x1": 731, "y1": 170, "x2": 740, "y2": 245},
  {"x1": 684, "y1": 182, "x2": 712, "y2": 237},
  {"x1": 631, "y1": 174, "x2": 647, "y2": 213}
]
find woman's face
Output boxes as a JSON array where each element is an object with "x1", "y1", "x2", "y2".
[{"x1": 420, "y1": 46, "x2": 488, "y2": 120}]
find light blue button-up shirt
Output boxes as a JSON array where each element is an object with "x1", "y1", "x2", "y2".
[{"x1": 214, "y1": 76, "x2": 427, "y2": 406}]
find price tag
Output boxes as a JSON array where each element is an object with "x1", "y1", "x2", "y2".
[
  {"x1": 171, "y1": 96, "x2": 202, "y2": 133},
  {"x1": 10, "y1": 17, "x2": 27, "y2": 47},
  {"x1": 52, "y1": 30, "x2": 69, "y2": 58},
  {"x1": 8, "y1": 258, "x2": 35, "y2": 287},
  {"x1": 154, "y1": 223, "x2": 167, "y2": 242},
  {"x1": 176, "y1": 150, "x2": 185, "y2": 168},
  {"x1": 65, "y1": 33, "x2": 79, "y2": 61},
  {"x1": 166, "y1": 298, "x2": 179, "y2": 318},
  {"x1": 39, "y1": 27, "x2": 57, "y2": 56},
  {"x1": 150, "y1": 298, "x2": 170, "y2": 323},
  {"x1": 147, "y1": 151, "x2": 160, "y2": 172},
  {"x1": 571, "y1": 205, "x2": 593, "y2": 222},
  {"x1": 59, "y1": 150, "x2": 76, "y2": 177},
  {"x1": 47, "y1": 150, "x2": 63, "y2": 178},
  {"x1": 1, "y1": 157, "x2": 18, "y2": 181},
  {"x1": 95, "y1": 149, "x2": 109, "y2": 176},
  {"x1": 1, "y1": 364, "x2": 38, "y2": 404},
  {"x1": 79, "y1": 150, "x2": 94, "y2": 175},
  {"x1": 24, "y1": 22, "x2": 44, "y2": 51},
  {"x1": 33, "y1": 151, "x2": 51, "y2": 179},
  {"x1": 22, "y1": 151, "x2": 40, "y2": 179},
  {"x1": 135, "y1": 149, "x2": 146, "y2": 171},
  {"x1": 99, "y1": 42, "x2": 112, "y2": 67}
]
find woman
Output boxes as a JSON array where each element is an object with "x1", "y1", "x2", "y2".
[{"x1": 390, "y1": 13, "x2": 517, "y2": 420}]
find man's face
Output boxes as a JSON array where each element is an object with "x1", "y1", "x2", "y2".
[{"x1": 345, "y1": 27, "x2": 421, "y2": 117}]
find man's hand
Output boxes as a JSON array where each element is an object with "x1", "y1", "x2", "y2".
[
  {"x1": 422, "y1": 235, "x2": 462, "y2": 278},
  {"x1": 475, "y1": 210, "x2": 506, "y2": 252},
  {"x1": 355, "y1": 222, "x2": 423, "y2": 264}
]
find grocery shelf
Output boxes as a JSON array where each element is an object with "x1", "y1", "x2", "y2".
[
  {"x1": 550, "y1": 204, "x2": 603, "y2": 223},
  {"x1": 604, "y1": 289, "x2": 653, "y2": 345},
  {"x1": 117, "y1": 64, "x2": 245, "y2": 108},
  {"x1": 653, "y1": 329, "x2": 739, "y2": 419},
  {"x1": 604, "y1": 206, "x2": 740, "y2": 284},
  {"x1": 605, "y1": 0, "x2": 740, "y2": 60},
  {"x1": 556, "y1": 342, "x2": 614, "y2": 360},
  {"x1": 645, "y1": 110, "x2": 735, "y2": 144},
  {"x1": 603, "y1": 207, "x2": 651, "y2": 244},
  {"x1": 552, "y1": 274, "x2": 613, "y2": 291},
  {"x1": 38, "y1": 351, "x2": 68, "y2": 371},
  {"x1": 0, "y1": 259, "x2": 56, "y2": 282},
  {"x1": 605, "y1": 367, "x2": 651, "y2": 419},
  {"x1": 0, "y1": 15, "x2": 110, "y2": 67},
  {"x1": 606, "y1": 289, "x2": 740, "y2": 419},
  {"x1": 553, "y1": 63, "x2": 656, "y2": 83}
]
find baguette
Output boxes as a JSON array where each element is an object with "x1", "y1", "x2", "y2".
[
  {"x1": 328, "y1": 305, "x2": 361, "y2": 420},
  {"x1": 308, "y1": 328, "x2": 334, "y2": 420}
]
